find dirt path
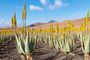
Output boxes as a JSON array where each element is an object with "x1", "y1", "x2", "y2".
[
  {"x1": 34, "y1": 41, "x2": 84, "y2": 60},
  {"x1": 0, "y1": 40, "x2": 21, "y2": 60},
  {"x1": 0, "y1": 39, "x2": 84, "y2": 60}
]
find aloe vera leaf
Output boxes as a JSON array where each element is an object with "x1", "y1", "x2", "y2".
[
  {"x1": 64, "y1": 41, "x2": 71, "y2": 53},
  {"x1": 15, "y1": 35, "x2": 22, "y2": 54},
  {"x1": 15, "y1": 35, "x2": 25, "y2": 54},
  {"x1": 25, "y1": 33, "x2": 30, "y2": 55},
  {"x1": 85, "y1": 35, "x2": 90, "y2": 53}
]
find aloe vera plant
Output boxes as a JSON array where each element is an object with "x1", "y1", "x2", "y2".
[
  {"x1": 54, "y1": 32, "x2": 76, "y2": 54},
  {"x1": 63, "y1": 33, "x2": 75, "y2": 53},
  {"x1": 0, "y1": 35, "x2": 14, "y2": 43},
  {"x1": 54, "y1": 34, "x2": 64, "y2": 51},
  {"x1": 79, "y1": 32, "x2": 90, "y2": 60},
  {"x1": 15, "y1": 32, "x2": 37, "y2": 60}
]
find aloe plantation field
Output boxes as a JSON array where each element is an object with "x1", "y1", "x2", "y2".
[
  {"x1": 0, "y1": 0, "x2": 90, "y2": 60},
  {"x1": 0, "y1": 33, "x2": 84, "y2": 60}
]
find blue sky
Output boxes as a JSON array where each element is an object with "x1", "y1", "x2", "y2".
[{"x1": 0, "y1": 0, "x2": 90, "y2": 27}]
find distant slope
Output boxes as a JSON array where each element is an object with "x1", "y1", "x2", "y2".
[
  {"x1": 29, "y1": 18, "x2": 90, "y2": 29},
  {"x1": 29, "y1": 22, "x2": 45, "y2": 27},
  {"x1": 48, "y1": 20, "x2": 56, "y2": 23}
]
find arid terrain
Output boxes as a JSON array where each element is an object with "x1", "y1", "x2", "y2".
[
  {"x1": 0, "y1": 18, "x2": 87, "y2": 60},
  {"x1": 0, "y1": 38, "x2": 84, "y2": 60},
  {"x1": 30, "y1": 18, "x2": 90, "y2": 29}
]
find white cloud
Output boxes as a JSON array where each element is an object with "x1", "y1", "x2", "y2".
[
  {"x1": 48, "y1": 0, "x2": 63, "y2": 10},
  {"x1": 29, "y1": 0, "x2": 69, "y2": 11},
  {"x1": 54, "y1": 0, "x2": 62, "y2": 7},
  {"x1": 40, "y1": 0, "x2": 47, "y2": 5},
  {"x1": 30, "y1": 5, "x2": 43, "y2": 11},
  {"x1": 39, "y1": 0, "x2": 69, "y2": 10}
]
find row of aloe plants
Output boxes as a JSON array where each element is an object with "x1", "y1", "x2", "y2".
[
  {"x1": 15, "y1": 30, "x2": 90, "y2": 60},
  {"x1": 9, "y1": 2, "x2": 90, "y2": 60},
  {"x1": 79, "y1": 32, "x2": 90, "y2": 60},
  {"x1": 0, "y1": 35, "x2": 14, "y2": 43}
]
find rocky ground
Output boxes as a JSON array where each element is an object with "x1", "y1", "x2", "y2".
[{"x1": 0, "y1": 39, "x2": 84, "y2": 60}]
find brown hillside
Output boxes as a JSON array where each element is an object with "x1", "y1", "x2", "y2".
[{"x1": 30, "y1": 18, "x2": 90, "y2": 30}]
